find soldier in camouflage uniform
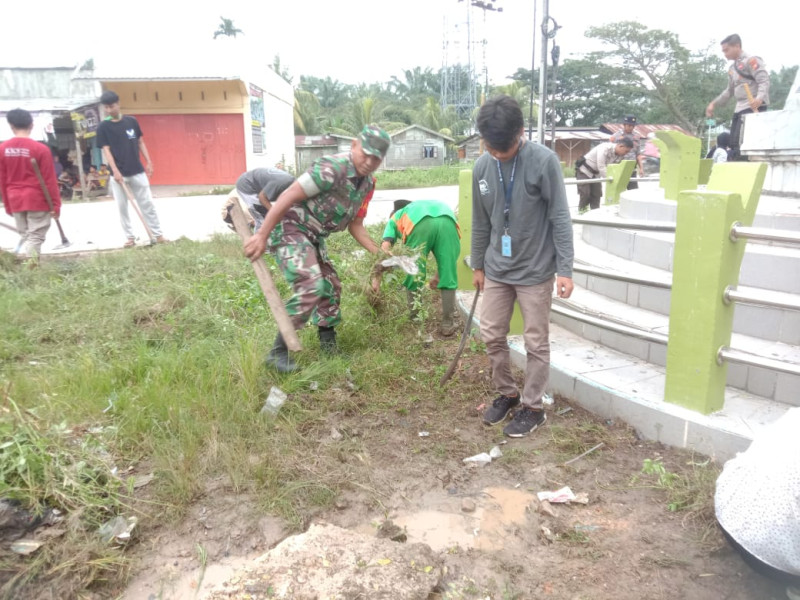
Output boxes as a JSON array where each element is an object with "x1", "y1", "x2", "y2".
[
  {"x1": 706, "y1": 34, "x2": 770, "y2": 161},
  {"x1": 244, "y1": 124, "x2": 391, "y2": 372}
]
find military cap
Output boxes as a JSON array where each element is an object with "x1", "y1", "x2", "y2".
[{"x1": 359, "y1": 124, "x2": 391, "y2": 158}]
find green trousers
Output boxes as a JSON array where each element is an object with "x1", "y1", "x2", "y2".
[{"x1": 403, "y1": 216, "x2": 460, "y2": 291}]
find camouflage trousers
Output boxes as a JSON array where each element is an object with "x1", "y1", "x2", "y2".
[{"x1": 272, "y1": 224, "x2": 342, "y2": 329}]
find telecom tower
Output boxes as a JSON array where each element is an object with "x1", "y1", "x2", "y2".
[{"x1": 440, "y1": 1, "x2": 501, "y2": 122}]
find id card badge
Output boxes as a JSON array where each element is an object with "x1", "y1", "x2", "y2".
[{"x1": 501, "y1": 234, "x2": 512, "y2": 257}]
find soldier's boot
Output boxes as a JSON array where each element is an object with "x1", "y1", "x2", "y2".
[
  {"x1": 439, "y1": 289, "x2": 458, "y2": 337},
  {"x1": 265, "y1": 333, "x2": 298, "y2": 373},
  {"x1": 406, "y1": 288, "x2": 421, "y2": 320},
  {"x1": 318, "y1": 326, "x2": 338, "y2": 355}
]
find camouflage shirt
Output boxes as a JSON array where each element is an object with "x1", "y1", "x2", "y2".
[{"x1": 281, "y1": 152, "x2": 374, "y2": 240}]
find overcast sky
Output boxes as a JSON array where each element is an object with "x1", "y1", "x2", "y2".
[{"x1": 6, "y1": 0, "x2": 796, "y2": 87}]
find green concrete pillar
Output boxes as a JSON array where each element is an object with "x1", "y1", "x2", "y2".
[
  {"x1": 698, "y1": 158, "x2": 713, "y2": 185},
  {"x1": 665, "y1": 163, "x2": 766, "y2": 414},
  {"x1": 456, "y1": 168, "x2": 524, "y2": 334},
  {"x1": 654, "y1": 131, "x2": 701, "y2": 201},
  {"x1": 605, "y1": 160, "x2": 635, "y2": 205},
  {"x1": 457, "y1": 169, "x2": 473, "y2": 290}
]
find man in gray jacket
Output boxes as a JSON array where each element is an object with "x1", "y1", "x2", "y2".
[{"x1": 472, "y1": 95, "x2": 574, "y2": 438}]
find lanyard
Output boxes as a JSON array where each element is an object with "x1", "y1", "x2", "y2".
[{"x1": 495, "y1": 142, "x2": 520, "y2": 233}]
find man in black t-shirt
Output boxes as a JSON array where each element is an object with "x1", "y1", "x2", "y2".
[{"x1": 96, "y1": 90, "x2": 166, "y2": 247}]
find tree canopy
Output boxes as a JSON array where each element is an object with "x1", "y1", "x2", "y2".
[
  {"x1": 213, "y1": 17, "x2": 243, "y2": 39},
  {"x1": 287, "y1": 21, "x2": 797, "y2": 138}
]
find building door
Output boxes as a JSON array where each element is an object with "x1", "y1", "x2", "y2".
[{"x1": 134, "y1": 114, "x2": 246, "y2": 185}]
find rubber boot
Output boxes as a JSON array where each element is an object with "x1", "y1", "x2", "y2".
[
  {"x1": 265, "y1": 333, "x2": 297, "y2": 373},
  {"x1": 318, "y1": 326, "x2": 338, "y2": 354},
  {"x1": 406, "y1": 288, "x2": 421, "y2": 320},
  {"x1": 439, "y1": 289, "x2": 458, "y2": 336}
]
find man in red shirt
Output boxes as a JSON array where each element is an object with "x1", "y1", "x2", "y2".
[{"x1": 0, "y1": 109, "x2": 61, "y2": 258}]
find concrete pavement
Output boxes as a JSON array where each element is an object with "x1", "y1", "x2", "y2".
[{"x1": 0, "y1": 185, "x2": 465, "y2": 255}]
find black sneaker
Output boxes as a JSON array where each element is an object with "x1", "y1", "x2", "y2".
[
  {"x1": 483, "y1": 394, "x2": 521, "y2": 426},
  {"x1": 503, "y1": 407, "x2": 547, "y2": 437}
]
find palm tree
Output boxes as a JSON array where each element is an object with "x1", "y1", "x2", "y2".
[
  {"x1": 213, "y1": 17, "x2": 243, "y2": 39},
  {"x1": 294, "y1": 90, "x2": 322, "y2": 135}
]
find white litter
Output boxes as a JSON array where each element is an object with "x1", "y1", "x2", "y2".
[
  {"x1": 463, "y1": 452, "x2": 492, "y2": 465},
  {"x1": 380, "y1": 255, "x2": 419, "y2": 275},
  {"x1": 261, "y1": 386, "x2": 287, "y2": 415},
  {"x1": 536, "y1": 486, "x2": 589, "y2": 504}
]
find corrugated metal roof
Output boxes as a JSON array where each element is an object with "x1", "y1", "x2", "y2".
[
  {"x1": 389, "y1": 124, "x2": 455, "y2": 142},
  {"x1": 457, "y1": 129, "x2": 609, "y2": 147},
  {"x1": 295, "y1": 135, "x2": 339, "y2": 147},
  {"x1": 0, "y1": 98, "x2": 98, "y2": 113},
  {"x1": 600, "y1": 124, "x2": 692, "y2": 136},
  {"x1": 550, "y1": 130, "x2": 610, "y2": 141}
]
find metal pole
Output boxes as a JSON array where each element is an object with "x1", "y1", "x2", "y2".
[
  {"x1": 536, "y1": 0, "x2": 549, "y2": 144},
  {"x1": 730, "y1": 223, "x2": 800, "y2": 246},
  {"x1": 528, "y1": 0, "x2": 537, "y2": 140},
  {"x1": 718, "y1": 346, "x2": 800, "y2": 377},
  {"x1": 550, "y1": 43, "x2": 559, "y2": 150}
]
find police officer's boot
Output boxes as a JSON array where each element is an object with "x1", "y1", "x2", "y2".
[
  {"x1": 439, "y1": 289, "x2": 458, "y2": 337},
  {"x1": 266, "y1": 333, "x2": 297, "y2": 373},
  {"x1": 318, "y1": 326, "x2": 338, "y2": 355},
  {"x1": 406, "y1": 288, "x2": 421, "y2": 320}
]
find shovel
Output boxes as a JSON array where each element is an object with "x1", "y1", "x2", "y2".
[
  {"x1": 0, "y1": 221, "x2": 24, "y2": 253},
  {"x1": 30, "y1": 158, "x2": 71, "y2": 250}
]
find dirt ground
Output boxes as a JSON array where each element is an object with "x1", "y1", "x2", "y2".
[
  {"x1": 4, "y1": 326, "x2": 788, "y2": 600},
  {"x1": 108, "y1": 345, "x2": 787, "y2": 600}
]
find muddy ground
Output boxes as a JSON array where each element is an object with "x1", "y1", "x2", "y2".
[
  {"x1": 113, "y1": 348, "x2": 786, "y2": 600},
  {"x1": 5, "y1": 328, "x2": 788, "y2": 600}
]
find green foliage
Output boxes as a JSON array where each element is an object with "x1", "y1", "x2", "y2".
[
  {"x1": 640, "y1": 457, "x2": 679, "y2": 489},
  {"x1": 771, "y1": 65, "x2": 799, "y2": 110},
  {"x1": 375, "y1": 164, "x2": 470, "y2": 189},
  {"x1": 212, "y1": 16, "x2": 243, "y2": 39},
  {"x1": 634, "y1": 457, "x2": 719, "y2": 517},
  {"x1": 0, "y1": 233, "x2": 444, "y2": 535},
  {"x1": 292, "y1": 22, "x2": 793, "y2": 140},
  {"x1": 585, "y1": 22, "x2": 702, "y2": 133},
  {"x1": 0, "y1": 397, "x2": 124, "y2": 526}
]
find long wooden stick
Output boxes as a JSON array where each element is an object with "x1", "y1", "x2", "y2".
[
  {"x1": 228, "y1": 198, "x2": 302, "y2": 352},
  {"x1": 31, "y1": 158, "x2": 70, "y2": 247},
  {"x1": 120, "y1": 180, "x2": 155, "y2": 241},
  {"x1": 743, "y1": 83, "x2": 756, "y2": 107},
  {"x1": 439, "y1": 289, "x2": 481, "y2": 387},
  {"x1": 564, "y1": 442, "x2": 605, "y2": 466}
]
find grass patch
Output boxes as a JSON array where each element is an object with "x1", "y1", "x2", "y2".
[
  {"x1": 548, "y1": 420, "x2": 613, "y2": 462},
  {"x1": 179, "y1": 185, "x2": 235, "y2": 196},
  {"x1": 375, "y1": 164, "x2": 471, "y2": 189},
  {"x1": 632, "y1": 456, "x2": 721, "y2": 544},
  {"x1": 0, "y1": 226, "x2": 453, "y2": 596}
]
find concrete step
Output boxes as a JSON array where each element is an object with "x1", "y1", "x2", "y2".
[
  {"x1": 580, "y1": 206, "x2": 800, "y2": 295},
  {"x1": 573, "y1": 233, "x2": 800, "y2": 345},
  {"x1": 550, "y1": 284, "x2": 800, "y2": 405},
  {"x1": 618, "y1": 187, "x2": 800, "y2": 232},
  {"x1": 456, "y1": 290, "x2": 794, "y2": 460}
]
